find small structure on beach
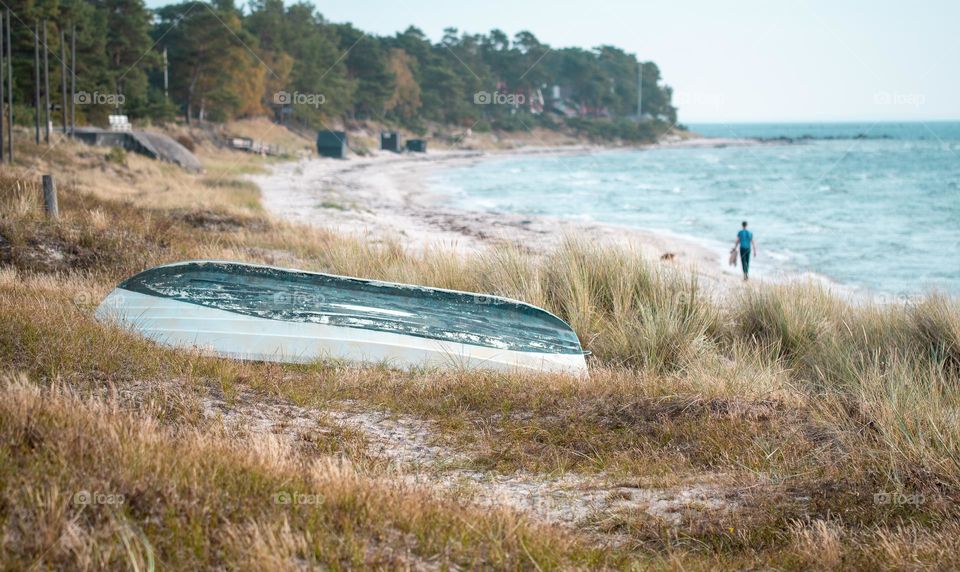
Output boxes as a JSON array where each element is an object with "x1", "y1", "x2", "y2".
[
  {"x1": 108, "y1": 115, "x2": 133, "y2": 132},
  {"x1": 380, "y1": 131, "x2": 401, "y2": 152},
  {"x1": 405, "y1": 139, "x2": 427, "y2": 153},
  {"x1": 226, "y1": 135, "x2": 284, "y2": 157},
  {"x1": 73, "y1": 127, "x2": 202, "y2": 172},
  {"x1": 316, "y1": 130, "x2": 348, "y2": 158}
]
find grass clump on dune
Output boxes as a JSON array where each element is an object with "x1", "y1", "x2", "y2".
[{"x1": 730, "y1": 283, "x2": 960, "y2": 493}]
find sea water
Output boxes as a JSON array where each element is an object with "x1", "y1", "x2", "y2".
[{"x1": 432, "y1": 122, "x2": 960, "y2": 298}]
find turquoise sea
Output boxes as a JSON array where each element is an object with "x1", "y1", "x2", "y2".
[{"x1": 431, "y1": 122, "x2": 960, "y2": 298}]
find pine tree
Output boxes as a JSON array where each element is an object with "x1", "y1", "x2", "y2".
[
  {"x1": 92, "y1": 0, "x2": 156, "y2": 117},
  {"x1": 247, "y1": 1, "x2": 353, "y2": 126},
  {"x1": 155, "y1": 1, "x2": 264, "y2": 123},
  {"x1": 334, "y1": 24, "x2": 394, "y2": 120}
]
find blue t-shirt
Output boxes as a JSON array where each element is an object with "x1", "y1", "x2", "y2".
[{"x1": 738, "y1": 229, "x2": 753, "y2": 249}]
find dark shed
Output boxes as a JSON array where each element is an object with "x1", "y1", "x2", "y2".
[
  {"x1": 380, "y1": 131, "x2": 401, "y2": 152},
  {"x1": 317, "y1": 130, "x2": 348, "y2": 158},
  {"x1": 405, "y1": 139, "x2": 427, "y2": 153}
]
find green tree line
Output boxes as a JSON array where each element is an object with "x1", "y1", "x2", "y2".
[{"x1": 2, "y1": 0, "x2": 679, "y2": 140}]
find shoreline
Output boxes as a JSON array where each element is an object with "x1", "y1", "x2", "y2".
[{"x1": 250, "y1": 137, "x2": 794, "y2": 298}]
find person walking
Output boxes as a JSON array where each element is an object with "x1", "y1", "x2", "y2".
[{"x1": 733, "y1": 221, "x2": 756, "y2": 281}]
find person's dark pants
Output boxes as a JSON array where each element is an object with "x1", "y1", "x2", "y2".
[{"x1": 740, "y1": 247, "x2": 751, "y2": 275}]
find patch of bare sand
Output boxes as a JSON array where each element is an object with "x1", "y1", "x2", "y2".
[{"x1": 200, "y1": 387, "x2": 739, "y2": 533}]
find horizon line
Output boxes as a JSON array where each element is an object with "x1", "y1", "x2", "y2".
[{"x1": 683, "y1": 118, "x2": 960, "y2": 125}]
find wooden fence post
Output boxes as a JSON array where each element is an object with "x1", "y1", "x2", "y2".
[
  {"x1": 42, "y1": 175, "x2": 58, "y2": 219},
  {"x1": 6, "y1": 8, "x2": 13, "y2": 163}
]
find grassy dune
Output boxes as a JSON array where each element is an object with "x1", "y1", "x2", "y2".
[
  {"x1": 0, "y1": 374, "x2": 618, "y2": 570},
  {"x1": 1, "y1": 127, "x2": 959, "y2": 569}
]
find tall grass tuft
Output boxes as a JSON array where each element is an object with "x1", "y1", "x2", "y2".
[
  {"x1": 0, "y1": 174, "x2": 42, "y2": 218},
  {"x1": 731, "y1": 282, "x2": 960, "y2": 490},
  {"x1": 909, "y1": 294, "x2": 960, "y2": 373},
  {"x1": 732, "y1": 283, "x2": 842, "y2": 367},
  {"x1": 816, "y1": 354, "x2": 960, "y2": 490},
  {"x1": 539, "y1": 238, "x2": 720, "y2": 372}
]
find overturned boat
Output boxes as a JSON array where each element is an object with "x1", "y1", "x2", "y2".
[{"x1": 96, "y1": 261, "x2": 588, "y2": 375}]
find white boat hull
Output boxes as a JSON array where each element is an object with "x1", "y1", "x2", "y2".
[{"x1": 97, "y1": 289, "x2": 588, "y2": 375}]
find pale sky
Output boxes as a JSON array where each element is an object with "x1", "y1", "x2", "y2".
[{"x1": 147, "y1": 0, "x2": 960, "y2": 123}]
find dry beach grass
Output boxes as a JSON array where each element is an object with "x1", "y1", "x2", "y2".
[{"x1": 1, "y1": 124, "x2": 959, "y2": 569}]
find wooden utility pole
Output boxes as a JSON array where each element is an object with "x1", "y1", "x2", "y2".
[
  {"x1": 636, "y1": 61, "x2": 643, "y2": 119},
  {"x1": 163, "y1": 46, "x2": 169, "y2": 100},
  {"x1": 70, "y1": 25, "x2": 76, "y2": 136},
  {"x1": 6, "y1": 9, "x2": 13, "y2": 163},
  {"x1": 42, "y1": 20, "x2": 50, "y2": 145},
  {"x1": 1, "y1": 11, "x2": 5, "y2": 160},
  {"x1": 34, "y1": 22, "x2": 41, "y2": 145},
  {"x1": 42, "y1": 175, "x2": 58, "y2": 219},
  {"x1": 59, "y1": 27, "x2": 67, "y2": 138}
]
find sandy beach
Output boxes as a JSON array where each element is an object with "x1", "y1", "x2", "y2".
[{"x1": 252, "y1": 139, "x2": 759, "y2": 294}]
